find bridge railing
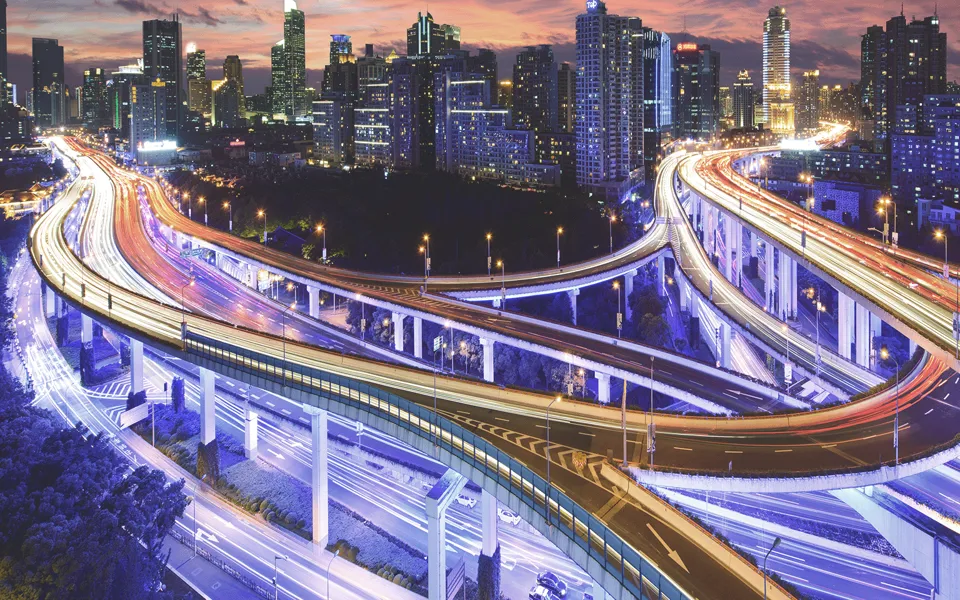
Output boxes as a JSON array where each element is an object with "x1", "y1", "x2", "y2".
[{"x1": 185, "y1": 330, "x2": 691, "y2": 600}]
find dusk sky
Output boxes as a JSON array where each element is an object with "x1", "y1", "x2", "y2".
[{"x1": 5, "y1": 0, "x2": 958, "y2": 99}]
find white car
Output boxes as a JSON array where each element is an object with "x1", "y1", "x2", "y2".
[
  {"x1": 498, "y1": 506, "x2": 522, "y2": 526},
  {"x1": 455, "y1": 495, "x2": 477, "y2": 509}
]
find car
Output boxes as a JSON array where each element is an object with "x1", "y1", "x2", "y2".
[
  {"x1": 536, "y1": 571, "x2": 568, "y2": 597},
  {"x1": 582, "y1": 595, "x2": 594, "y2": 600},
  {"x1": 497, "y1": 506, "x2": 522, "y2": 526},
  {"x1": 529, "y1": 585, "x2": 562, "y2": 600},
  {"x1": 455, "y1": 494, "x2": 477, "y2": 508}
]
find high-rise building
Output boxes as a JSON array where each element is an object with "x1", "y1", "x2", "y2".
[
  {"x1": 1, "y1": 0, "x2": 8, "y2": 105},
  {"x1": 575, "y1": 0, "x2": 644, "y2": 199},
  {"x1": 130, "y1": 79, "x2": 169, "y2": 158},
  {"x1": 186, "y1": 45, "x2": 210, "y2": 116},
  {"x1": 82, "y1": 68, "x2": 108, "y2": 128},
  {"x1": 763, "y1": 6, "x2": 794, "y2": 135},
  {"x1": 860, "y1": 25, "x2": 883, "y2": 120},
  {"x1": 330, "y1": 34, "x2": 352, "y2": 66},
  {"x1": 276, "y1": 0, "x2": 308, "y2": 120},
  {"x1": 357, "y1": 45, "x2": 388, "y2": 102},
  {"x1": 387, "y1": 57, "x2": 420, "y2": 170},
  {"x1": 466, "y1": 49, "x2": 498, "y2": 101},
  {"x1": 109, "y1": 61, "x2": 143, "y2": 139},
  {"x1": 223, "y1": 55, "x2": 246, "y2": 117},
  {"x1": 557, "y1": 62, "x2": 575, "y2": 134},
  {"x1": 795, "y1": 69, "x2": 820, "y2": 135},
  {"x1": 143, "y1": 16, "x2": 183, "y2": 139},
  {"x1": 406, "y1": 12, "x2": 460, "y2": 57},
  {"x1": 513, "y1": 45, "x2": 558, "y2": 139},
  {"x1": 732, "y1": 70, "x2": 755, "y2": 130},
  {"x1": 498, "y1": 81, "x2": 513, "y2": 110},
  {"x1": 867, "y1": 13, "x2": 947, "y2": 145},
  {"x1": 892, "y1": 95, "x2": 960, "y2": 209},
  {"x1": 32, "y1": 38, "x2": 66, "y2": 127},
  {"x1": 673, "y1": 43, "x2": 720, "y2": 141},
  {"x1": 354, "y1": 75, "x2": 391, "y2": 167},
  {"x1": 642, "y1": 28, "x2": 672, "y2": 177},
  {"x1": 322, "y1": 35, "x2": 358, "y2": 95},
  {"x1": 719, "y1": 87, "x2": 732, "y2": 129}
]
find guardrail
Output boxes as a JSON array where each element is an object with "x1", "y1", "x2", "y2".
[{"x1": 184, "y1": 330, "x2": 692, "y2": 600}]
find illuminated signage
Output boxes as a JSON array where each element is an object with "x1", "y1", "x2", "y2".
[
  {"x1": 586, "y1": 0, "x2": 599, "y2": 10},
  {"x1": 676, "y1": 43, "x2": 699, "y2": 51},
  {"x1": 139, "y1": 140, "x2": 177, "y2": 152}
]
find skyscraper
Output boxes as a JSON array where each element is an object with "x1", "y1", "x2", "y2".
[
  {"x1": 223, "y1": 55, "x2": 246, "y2": 117},
  {"x1": 575, "y1": 0, "x2": 644, "y2": 199},
  {"x1": 32, "y1": 38, "x2": 66, "y2": 127},
  {"x1": 860, "y1": 25, "x2": 883, "y2": 121},
  {"x1": 270, "y1": 40, "x2": 286, "y2": 117},
  {"x1": 557, "y1": 62, "x2": 575, "y2": 134},
  {"x1": 795, "y1": 69, "x2": 820, "y2": 135},
  {"x1": 130, "y1": 79, "x2": 168, "y2": 154},
  {"x1": 186, "y1": 45, "x2": 210, "y2": 115},
  {"x1": 109, "y1": 61, "x2": 143, "y2": 139},
  {"x1": 406, "y1": 12, "x2": 460, "y2": 57},
  {"x1": 143, "y1": 16, "x2": 183, "y2": 139},
  {"x1": 513, "y1": 45, "x2": 558, "y2": 136},
  {"x1": 763, "y1": 6, "x2": 794, "y2": 135},
  {"x1": 868, "y1": 13, "x2": 947, "y2": 145},
  {"x1": 322, "y1": 35, "x2": 358, "y2": 95},
  {"x1": 82, "y1": 68, "x2": 108, "y2": 128},
  {"x1": 673, "y1": 43, "x2": 720, "y2": 141},
  {"x1": 732, "y1": 70, "x2": 755, "y2": 130},
  {"x1": 466, "y1": 49, "x2": 498, "y2": 102},
  {"x1": 279, "y1": 0, "x2": 308, "y2": 120},
  {"x1": 1, "y1": 0, "x2": 8, "y2": 104},
  {"x1": 642, "y1": 28, "x2": 672, "y2": 177}
]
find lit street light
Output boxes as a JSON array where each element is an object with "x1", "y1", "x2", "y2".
[
  {"x1": 258, "y1": 209, "x2": 267, "y2": 245},
  {"x1": 880, "y1": 197, "x2": 897, "y2": 246},
  {"x1": 612, "y1": 280, "x2": 623, "y2": 338},
  {"x1": 486, "y1": 233, "x2": 492, "y2": 276},
  {"x1": 609, "y1": 214, "x2": 616, "y2": 254},
  {"x1": 223, "y1": 201, "x2": 232, "y2": 232},
  {"x1": 556, "y1": 227, "x2": 563, "y2": 268},
  {"x1": 934, "y1": 229, "x2": 959, "y2": 358},
  {"x1": 496, "y1": 259, "x2": 506, "y2": 308},
  {"x1": 198, "y1": 196, "x2": 207, "y2": 225},
  {"x1": 317, "y1": 224, "x2": 327, "y2": 261},
  {"x1": 185, "y1": 192, "x2": 192, "y2": 219},
  {"x1": 879, "y1": 345, "x2": 902, "y2": 466}
]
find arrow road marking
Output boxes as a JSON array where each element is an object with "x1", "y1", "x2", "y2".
[{"x1": 646, "y1": 523, "x2": 688, "y2": 573}]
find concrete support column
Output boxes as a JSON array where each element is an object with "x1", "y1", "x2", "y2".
[
  {"x1": 130, "y1": 339, "x2": 144, "y2": 394},
  {"x1": 657, "y1": 254, "x2": 667, "y2": 297},
  {"x1": 199, "y1": 367, "x2": 216, "y2": 445},
  {"x1": 736, "y1": 221, "x2": 744, "y2": 285},
  {"x1": 678, "y1": 277, "x2": 689, "y2": 312},
  {"x1": 909, "y1": 338, "x2": 917, "y2": 356},
  {"x1": 705, "y1": 204, "x2": 717, "y2": 257},
  {"x1": 413, "y1": 317, "x2": 423, "y2": 359},
  {"x1": 568, "y1": 289, "x2": 579, "y2": 325},
  {"x1": 779, "y1": 252, "x2": 796, "y2": 320},
  {"x1": 723, "y1": 216, "x2": 735, "y2": 282},
  {"x1": 392, "y1": 312, "x2": 405, "y2": 352},
  {"x1": 870, "y1": 313, "x2": 882, "y2": 338},
  {"x1": 81, "y1": 314, "x2": 93, "y2": 343},
  {"x1": 304, "y1": 405, "x2": 329, "y2": 547},
  {"x1": 595, "y1": 372, "x2": 611, "y2": 405},
  {"x1": 244, "y1": 405, "x2": 259, "y2": 460},
  {"x1": 308, "y1": 286, "x2": 320, "y2": 319},
  {"x1": 426, "y1": 471, "x2": 467, "y2": 600},
  {"x1": 44, "y1": 286, "x2": 56, "y2": 318},
  {"x1": 624, "y1": 270, "x2": 637, "y2": 321},
  {"x1": 749, "y1": 230, "x2": 758, "y2": 258},
  {"x1": 479, "y1": 337, "x2": 495, "y2": 383},
  {"x1": 480, "y1": 490, "x2": 498, "y2": 558},
  {"x1": 855, "y1": 303, "x2": 872, "y2": 368},
  {"x1": 838, "y1": 292, "x2": 855, "y2": 361},
  {"x1": 55, "y1": 295, "x2": 64, "y2": 318},
  {"x1": 245, "y1": 264, "x2": 256, "y2": 289},
  {"x1": 719, "y1": 322, "x2": 731, "y2": 369},
  {"x1": 765, "y1": 243, "x2": 776, "y2": 312}
]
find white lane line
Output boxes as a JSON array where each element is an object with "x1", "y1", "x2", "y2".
[
  {"x1": 578, "y1": 432, "x2": 596, "y2": 437},
  {"x1": 674, "y1": 447, "x2": 693, "y2": 452},
  {"x1": 494, "y1": 417, "x2": 510, "y2": 423}
]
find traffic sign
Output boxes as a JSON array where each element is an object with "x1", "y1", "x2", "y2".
[
  {"x1": 433, "y1": 335, "x2": 442, "y2": 352},
  {"x1": 180, "y1": 248, "x2": 203, "y2": 258},
  {"x1": 119, "y1": 402, "x2": 150, "y2": 429}
]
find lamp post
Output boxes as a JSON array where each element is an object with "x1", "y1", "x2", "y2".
[
  {"x1": 556, "y1": 227, "x2": 563, "y2": 268},
  {"x1": 198, "y1": 196, "x2": 207, "y2": 225},
  {"x1": 180, "y1": 277, "x2": 196, "y2": 328},
  {"x1": 781, "y1": 323, "x2": 791, "y2": 385},
  {"x1": 258, "y1": 209, "x2": 267, "y2": 245},
  {"x1": 325, "y1": 549, "x2": 340, "y2": 600},
  {"x1": 881, "y1": 197, "x2": 897, "y2": 246},
  {"x1": 762, "y1": 537, "x2": 782, "y2": 600},
  {"x1": 273, "y1": 554, "x2": 289, "y2": 600},
  {"x1": 497, "y1": 260, "x2": 506, "y2": 308},
  {"x1": 935, "y1": 229, "x2": 959, "y2": 358},
  {"x1": 880, "y1": 346, "x2": 901, "y2": 466},
  {"x1": 648, "y1": 356, "x2": 655, "y2": 468},
  {"x1": 486, "y1": 233, "x2": 492, "y2": 276},
  {"x1": 545, "y1": 395, "x2": 561, "y2": 527},
  {"x1": 609, "y1": 214, "x2": 616, "y2": 254},
  {"x1": 223, "y1": 201, "x2": 232, "y2": 232},
  {"x1": 185, "y1": 192, "x2": 191, "y2": 219},
  {"x1": 613, "y1": 280, "x2": 623, "y2": 338},
  {"x1": 317, "y1": 224, "x2": 327, "y2": 261}
]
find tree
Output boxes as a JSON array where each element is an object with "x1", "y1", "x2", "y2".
[
  {"x1": 171, "y1": 377, "x2": 186, "y2": 413},
  {"x1": 302, "y1": 243, "x2": 315, "y2": 261},
  {"x1": 638, "y1": 314, "x2": 671, "y2": 348}
]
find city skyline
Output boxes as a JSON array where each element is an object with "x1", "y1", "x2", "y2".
[{"x1": 3, "y1": 0, "x2": 958, "y2": 98}]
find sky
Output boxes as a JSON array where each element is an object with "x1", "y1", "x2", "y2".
[{"x1": 5, "y1": 0, "x2": 958, "y2": 100}]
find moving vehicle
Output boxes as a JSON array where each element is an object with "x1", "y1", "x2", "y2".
[{"x1": 537, "y1": 571, "x2": 568, "y2": 597}]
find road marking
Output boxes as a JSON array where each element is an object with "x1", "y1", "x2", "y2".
[
  {"x1": 925, "y1": 408, "x2": 935, "y2": 415},
  {"x1": 494, "y1": 417, "x2": 510, "y2": 423},
  {"x1": 645, "y1": 524, "x2": 688, "y2": 572},
  {"x1": 775, "y1": 449, "x2": 792, "y2": 453},
  {"x1": 724, "y1": 450, "x2": 743, "y2": 454},
  {"x1": 456, "y1": 410, "x2": 470, "y2": 415},
  {"x1": 945, "y1": 393, "x2": 951, "y2": 400},
  {"x1": 578, "y1": 432, "x2": 596, "y2": 437},
  {"x1": 673, "y1": 447, "x2": 693, "y2": 452}
]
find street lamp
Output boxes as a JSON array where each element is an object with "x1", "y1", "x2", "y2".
[
  {"x1": 612, "y1": 280, "x2": 623, "y2": 338},
  {"x1": 185, "y1": 192, "x2": 191, "y2": 219},
  {"x1": 325, "y1": 548, "x2": 340, "y2": 600},
  {"x1": 807, "y1": 286, "x2": 825, "y2": 377},
  {"x1": 180, "y1": 277, "x2": 196, "y2": 328},
  {"x1": 258, "y1": 209, "x2": 267, "y2": 245},
  {"x1": 317, "y1": 224, "x2": 327, "y2": 261},
  {"x1": 880, "y1": 346, "x2": 901, "y2": 466},
  {"x1": 781, "y1": 323, "x2": 792, "y2": 386},
  {"x1": 198, "y1": 196, "x2": 207, "y2": 225},
  {"x1": 545, "y1": 395, "x2": 561, "y2": 527},
  {"x1": 273, "y1": 554, "x2": 289, "y2": 600},
  {"x1": 609, "y1": 214, "x2": 616, "y2": 254},
  {"x1": 223, "y1": 201, "x2": 232, "y2": 232},
  {"x1": 497, "y1": 260, "x2": 506, "y2": 308},
  {"x1": 556, "y1": 227, "x2": 563, "y2": 268},
  {"x1": 762, "y1": 537, "x2": 782, "y2": 600},
  {"x1": 880, "y1": 197, "x2": 897, "y2": 246},
  {"x1": 486, "y1": 233, "x2": 492, "y2": 276},
  {"x1": 934, "y1": 229, "x2": 959, "y2": 358}
]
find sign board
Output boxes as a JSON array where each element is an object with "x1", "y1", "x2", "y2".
[
  {"x1": 433, "y1": 335, "x2": 443, "y2": 352},
  {"x1": 446, "y1": 557, "x2": 465, "y2": 600},
  {"x1": 119, "y1": 402, "x2": 150, "y2": 429},
  {"x1": 180, "y1": 248, "x2": 203, "y2": 258}
]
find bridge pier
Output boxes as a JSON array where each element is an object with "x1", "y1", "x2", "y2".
[
  {"x1": 244, "y1": 405, "x2": 259, "y2": 460},
  {"x1": 426, "y1": 470, "x2": 468, "y2": 600},
  {"x1": 719, "y1": 322, "x2": 731, "y2": 369},
  {"x1": 81, "y1": 314, "x2": 93, "y2": 344},
  {"x1": 624, "y1": 270, "x2": 636, "y2": 321},
  {"x1": 838, "y1": 292, "x2": 855, "y2": 360},
  {"x1": 723, "y1": 216, "x2": 735, "y2": 282},
  {"x1": 657, "y1": 254, "x2": 667, "y2": 297},
  {"x1": 677, "y1": 277, "x2": 689, "y2": 312},
  {"x1": 200, "y1": 367, "x2": 216, "y2": 445},
  {"x1": 390, "y1": 313, "x2": 405, "y2": 352},
  {"x1": 480, "y1": 337, "x2": 495, "y2": 382},
  {"x1": 568, "y1": 289, "x2": 579, "y2": 325},
  {"x1": 765, "y1": 243, "x2": 775, "y2": 312},
  {"x1": 44, "y1": 285, "x2": 56, "y2": 318},
  {"x1": 595, "y1": 372, "x2": 610, "y2": 404},
  {"x1": 413, "y1": 317, "x2": 423, "y2": 359},
  {"x1": 705, "y1": 204, "x2": 717, "y2": 258},
  {"x1": 778, "y1": 252, "x2": 797, "y2": 320},
  {"x1": 855, "y1": 303, "x2": 872, "y2": 368},
  {"x1": 130, "y1": 339, "x2": 144, "y2": 394},
  {"x1": 303, "y1": 405, "x2": 329, "y2": 547},
  {"x1": 308, "y1": 286, "x2": 320, "y2": 319},
  {"x1": 870, "y1": 312, "x2": 882, "y2": 339}
]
